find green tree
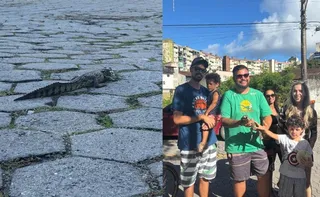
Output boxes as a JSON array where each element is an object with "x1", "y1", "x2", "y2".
[
  {"x1": 219, "y1": 67, "x2": 295, "y2": 106},
  {"x1": 307, "y1": 59, "x2": 320, "y2": 68}
]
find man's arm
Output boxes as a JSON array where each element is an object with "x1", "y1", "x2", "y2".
[
  {"x1": 173, "y1": 111, "x2": 216, "y2": 129},
  {"x1": 222, "y1": 117, "x2": 243, "y2": 128},
  {"x1": 262, "y1": 115, "x2": 272, "y2": 129}
]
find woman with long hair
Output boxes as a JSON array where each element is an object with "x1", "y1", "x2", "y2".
[
  {"x1": 263, "y1": 89, "x2": 283, "y2": 196},
  {"x1": 282, "y1": 81, "x2": 317, "y2": 197}
]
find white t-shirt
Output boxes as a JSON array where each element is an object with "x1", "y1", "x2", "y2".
[{"x1": 277, "y1": 134, "x2": 313, "y2": 178}]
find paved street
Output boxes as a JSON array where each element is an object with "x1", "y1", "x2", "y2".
[
  {"x1": 0, "y1": 0, "x2": 162, "y2": 196},
  {"x1": 164, "y1": 121, "x2": 320, "y2": 197}
]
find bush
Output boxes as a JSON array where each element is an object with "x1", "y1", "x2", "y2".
[{"x1": 219, "y1": 67, "x2": 295, "y2": 107}]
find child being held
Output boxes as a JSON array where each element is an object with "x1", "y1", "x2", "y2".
[
  {"x1": 255, "y1": 114, "x2": 313, "y2": 197},
  {"x1": 199, "y1": 73, "x2": 221, "y2": 153}
]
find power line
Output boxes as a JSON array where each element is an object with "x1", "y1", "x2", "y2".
[{"x1": 163, "y1": 21, "x2": 320, "y2": 27}]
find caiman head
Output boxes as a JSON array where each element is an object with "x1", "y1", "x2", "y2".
[{"x1": 101, "y1": 67, "x2": 120, "y2": 81}]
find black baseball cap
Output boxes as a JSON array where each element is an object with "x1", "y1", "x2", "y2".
[{"x1": 190, "y1": 57, "x2": 208, "y2": 68}]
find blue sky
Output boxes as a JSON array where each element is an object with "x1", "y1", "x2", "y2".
[{"x1": 163, "y1": 0, "x2": 320, "y2": 62}]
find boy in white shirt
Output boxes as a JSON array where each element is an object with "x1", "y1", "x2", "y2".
[{"x1": 255, "y1": 114, "x2": 313, "y2": 197}]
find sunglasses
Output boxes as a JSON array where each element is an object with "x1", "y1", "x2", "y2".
[
  {"x1": 236, "y1": 73, "x2": 249, "y2": 79},
  {"x1": 193, "y1": 67, "x2": 207, "y2": 74},
  {"x1": 265, "y1": 94, "x2": 275, "y2": 98}
]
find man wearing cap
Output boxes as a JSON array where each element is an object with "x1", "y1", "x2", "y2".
[{"x1": 172, "y1": 57, "x2": 218, "y2": 197}]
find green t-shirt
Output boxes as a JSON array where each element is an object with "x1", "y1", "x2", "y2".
[{"x1": 220, "y1": 88, "x2": 272, "y2": 153}]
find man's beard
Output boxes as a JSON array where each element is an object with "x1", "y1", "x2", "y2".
[
  {"x1": 235, "y1": 81, "x2": 249, "y2": 90},
  {"x1": 192, "y1": 74, "x2": 203, "y2": 82}
]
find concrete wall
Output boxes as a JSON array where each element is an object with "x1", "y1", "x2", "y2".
[{"x1": 308, "y1": 77, "x2": 320, "y2": 116}]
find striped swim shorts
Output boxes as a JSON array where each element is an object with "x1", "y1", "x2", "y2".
[{"x1": 179, "y1": 144, "x2": 217, "y2": 187}]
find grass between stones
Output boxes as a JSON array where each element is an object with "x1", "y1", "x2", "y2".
[
  {"x1": 148, "y1": 57, "x2": 157, "y2": 62},
  {"x1": 125, "y1": 91, "x2": 161, "y2": 109},
  {"x1": 125, "y1": 97, "x2": 141, "y2": 109},
  {"x1": 96, "y1": 115, "x2": 113, "y2": 128},
  {"x1": 112, "y1": 54, "x2": 123, "y2": 59},
  {"x1": 40, "y1": 68, "x2": 79, "y2": 80}
]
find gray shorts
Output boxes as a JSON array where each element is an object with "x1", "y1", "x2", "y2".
[
  {"x1": 180, "y1": 144, "x2": 217, "y2": 187},
  {"x1": 227, "y1": 149, "x2": 268, "y2": 181},
  {"x1": 278, "y1": 174, "x2": 306, "y2": 197}
]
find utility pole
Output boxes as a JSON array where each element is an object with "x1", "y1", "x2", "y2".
[
  {"x1": 301, "y1": 0, "x2": 308, "y2": 83},
  {"x1": 173, "y1": 0, "x2": 175, "y2": 12}
]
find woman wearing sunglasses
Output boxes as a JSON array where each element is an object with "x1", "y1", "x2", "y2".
[{"x1": 263, "y1": 89, "x2": 283, "y2": 196}]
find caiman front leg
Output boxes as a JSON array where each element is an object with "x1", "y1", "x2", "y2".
[
  {"x1": 93, "y1": 77, "x2": 106, "y2": 88},
  {"x1": 45, "y1": 95, "x2": 60, "y2": 107}
]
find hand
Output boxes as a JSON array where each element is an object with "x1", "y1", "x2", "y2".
[
  {"x1": 300, "y1": 156, "x2": 313, "y2": 167},
  {"x1": 243, "y1": 119, "x2": 256, "y2": 128},
  {"x1": 202, "y1": 115, "x2": 216, "y2": 129},
  {"x1": 254, "y1": 123, "x2": 267, "y2": 132}
]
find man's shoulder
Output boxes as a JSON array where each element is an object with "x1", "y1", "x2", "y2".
[
  {"x1": 223, "y1": 89, "x2": 235, "y2": 96},
  {"x1": 175, "y1": 83, "x2": 189, "y2": 91},
  {"x1": 249, "y1": 88, "x2": 263, "y2": 95}
]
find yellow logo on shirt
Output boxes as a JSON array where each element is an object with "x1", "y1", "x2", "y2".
[{"x1": 240, "y1": 100, "x2": 253, "y2": 112}]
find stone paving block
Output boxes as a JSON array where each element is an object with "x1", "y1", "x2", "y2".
[
  {"x1": 90, "y1": 80, "x2": 160, "y2": 96},
  {"x1": 101, "y1": 57, "x2": 161, "y2": 71},
  {"x1": 0, "y1": 82, "x2": 12, "y2": 92},
  {"x1": 70, "y1": 54, "x2": 114, "y2": 60},
  {"x1": 0, "y1": 57, "x2": 44, "y2": 64},
  {"x1": 0, "y1": 112, "x2": 11, "y2": 128},
  {"x1": 49, "y1": 59, "x2": 93, "y2": 65},
  {"x1": 109, "y1": 108, "x2": 161, "y2": 130},
  {"x1": 20, "y1": 63, "x2": 78, "y2": 71},
  {"x1": 79, "y1": 64, "x2": 136, "y2": 71},
  {"x1": 57, "y1": 94, "x2": 129, "y2": 113},
  {"x1": 0, "y1": 95, "x2": 51, "y2": 112},
  {"x1": 121, "y1": 70, "x2": 162, "y2": 83},
  {"x1": 134, "y1": 59, "x2": 162, "y2": 71},
  {"x1": 0, "y1": 129, "x2": 65, "y2": 162},
  {"x1": 72, "y1": 128, "x2": 162, "y2": 163},
  {"x1": 120, "y1": 50, "x2": 160, "y2": 60},
  {"x1": 14, "y1": 80, "x2": 65, "y2": 93},
  {"x1": 148, "y1": 161, "x2": 162, "y2": 178},
  {"x1": 138, "y1": 94, "x2": 162, "y2": 108},
  {"x1": 10, "y1": 157, "x2": 149, "y2": 197},
  {"x1": 19, "y1": 53, "x2": 69, "y2": 59},
  {"x1": 0, "y1": 53, "x2": 15, "y2": 58},
  {"x1": 0, "y1": 70, "x2": 42, "y2": 82},
  {"x1": 16, "y1": 111, "x2": 104, "y2": 135},
  {"x1": 44, "y1": 50, "x2": 85, "y2": 55}
]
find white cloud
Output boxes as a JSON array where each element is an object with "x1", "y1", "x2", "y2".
[
  {"x1": 205, "y1": 0, "x2": 320, "y2": 60},
  {"x1": 206, "y1": 43, "x2": 220, "y2": 55}
]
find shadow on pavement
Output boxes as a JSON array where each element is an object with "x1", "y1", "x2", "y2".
[{"x1": 165, "y1": 159, "x2": 259, "y2": 197}]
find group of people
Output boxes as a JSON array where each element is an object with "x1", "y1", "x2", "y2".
[{"x1": 172, "y1": 57, "x2": 318, "y2": 197}]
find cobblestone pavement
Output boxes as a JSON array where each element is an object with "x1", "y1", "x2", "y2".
[
  {"x1": 164, "y1": 121, "x2": 320, "y2": 197},
  {"x1": 0, "y1": 0, "x2": 162, "y2": 196}
]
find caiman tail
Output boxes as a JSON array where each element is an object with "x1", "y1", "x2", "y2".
[{"x1": 14, "y1": 82, "x2": 75, "y2": 101}]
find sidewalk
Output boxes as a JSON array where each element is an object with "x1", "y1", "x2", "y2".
[
  {"x1": 164, "y1": 121, "x2": 320, "y2": 197},
  {"x1": 0, "y1": 0, "x2": 162, "y2": 196}
]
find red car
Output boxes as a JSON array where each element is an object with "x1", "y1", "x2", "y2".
[{"x1": 163, "y1": 104, "x2": 225, "y2": 140}]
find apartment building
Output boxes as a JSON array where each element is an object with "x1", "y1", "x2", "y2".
[
  {"x1": 223, "y1": 56, "x2": 292, "y2": 73},
  {"x1": 309, "y1": 43, "x2": 320, "y2": 60},
  {"x1": 163, "y1": 39, "x2": 223, "y2": 72}
]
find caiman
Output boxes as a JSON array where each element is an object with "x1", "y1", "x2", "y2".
[{"x1": 14, "y1": 67, "x2": 119, "y2": 106}]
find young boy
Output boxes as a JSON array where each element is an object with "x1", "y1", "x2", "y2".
[
  {"x1": 198, "y1": 73, "x2": 221, "y2": 153},
  {"x1": 255, "y1": 114, "x2": 313, "y2": 197}
]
